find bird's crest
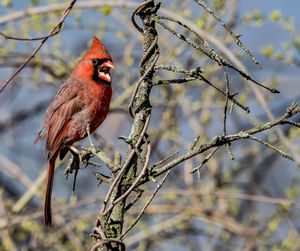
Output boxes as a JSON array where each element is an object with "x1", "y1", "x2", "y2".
[{"x1": 84, "y1": 36, "x2": 112, "y2": 60}]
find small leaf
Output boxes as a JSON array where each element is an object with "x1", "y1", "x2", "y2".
[
  {"x1": 270, "y1": 10, "x2": 281, "y2": 21},
  {"x1": 261, "y1": 45, "x2": 275, "y2": 58},
  {"x1": 1, "y1": 0, "x2": 11, "y2": 7},
  {"x1": 200, "y1": 110, "x2": 211, "y2": 125},
  {"x1": 253, "y1": 9, "x2": 264, "y2": 26},
  {"x1": 275, "y1": 52, "x2": 284, "y2": 60},
  {"x1": 268, "y1": 217, "x2": 280, "y2": 232},
  {"x1": 292, "y1": 38, "x2": 300, "y2": 53},
  {"x1": 285, "y1": 187, "x2": 299, "y2": 200},
  {"x1": 243, "y1": 12, "x2": 252, "y2": 25},
  {"x1": 101, "y1": 6, "x2": 112, "y2": 15},
  {"x1": 196, "y1": 18, "x2": 205, "y2": 29}
]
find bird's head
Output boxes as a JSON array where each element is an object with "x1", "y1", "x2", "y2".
[{"x1": 73, "y1": 36, "x2": 115, "y2": 85}]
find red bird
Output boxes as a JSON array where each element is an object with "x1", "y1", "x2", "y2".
[{"x1": 34, "y1": 36, "x2": 114, "y2": 226}]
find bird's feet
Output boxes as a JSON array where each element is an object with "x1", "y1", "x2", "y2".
[
  {"x1": 64, "y1": 145, "x2": 91, "y2": 177},
  {"x1": 64, "y1": 145, "x2": 87, "y2": 193},
  {"x1": 68, "y1": 145, "x2": 83, "y2": 165},
  {"x1": 64, "y1": 145, "x2": 82, "y2": 179}
]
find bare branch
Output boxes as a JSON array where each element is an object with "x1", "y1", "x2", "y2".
[
  {"x1": 103, "y1": 143, "x2": 151, "y2": 216},
  {"x1": 100, "y1": 113, "x2": 151, "y2": 215},
  {"x1": 0, "y1": 0, "x2": 77, "y2": 93},
  {"x1": 192, "y1": 0, "x2": 261, "y2": 69},
  {"x1": 0, "y1": 30, "x2": 60, "y2": 41},
  {"x1": 120, "y1": 170, "x2": 171, "y2": 239},
  {"x1": 155, "y1": 65, "x2": 250, "y2": 113},
  {"x1": 153, "y1": 103, "x2": 300, "y2": 178},
  {"x1": 155, "y1": 17, "x2": 279, "y2": 94}
]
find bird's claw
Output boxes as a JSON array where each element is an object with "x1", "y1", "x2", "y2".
[{"x1": 67, "y1": 145, "x2": 83, "y2": 165}]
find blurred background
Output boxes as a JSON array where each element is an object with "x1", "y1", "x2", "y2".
[{"x1": 0, "y1": 0, "x2": 300, "y2": 250}]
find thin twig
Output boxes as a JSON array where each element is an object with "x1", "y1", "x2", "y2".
[
  {"x1": 192, "y1": 0, "x2": 261, "y2": 69},
  {"x1": 120, "y1": 170, "x2": 171, "y2": 239},
  {"x1": 91, "y1": 238, "x2": 125, "y2": 251},
  {"x1": 87, "y1": 124, "x2": 95, "y2": 148},
  {"x1": 125, "y1": 213, "x2": 190, "y2": 247},
  {"x1": 124, "y1": 188, "x2": 144, "y2": 212},
  {"x1": 145, "y1": 189, "x2": 300, "y2": 209},
  {"x1": 222, "y1": 67, "x2": 229, "y2": 137},
  {"x1": 0, "y1": 197, "x2": 103, "y2": 230},
  {"x1": 93, "y1": 172, "x2": 111, "y2": 184},
  {"x1": 100, "y1": 114, "x2": 151, "y2": 214},
  {"x1": 82, "y1": 147, "x2": 120, "y2": 172},
  {"x1": 153, "y1": 103, "x2": 300, "y2": 178},
  {"x1": 87, "y1": 161, "x2": 101, "y2": 168},
  {"x1": 191, "y1": 147, "x2": 220, "y2": 180},
  {"x1": 190, "y1": 136, "x2": 201, "y2": 151},
  {"x1": 128, "y1": 51, "x2": 159, "y2": 118},
  {"x1": 103, "y1": 143, "x2": 151, "y2": 216},
  {"x1": 0, "y1": 30, "x2": 60, "y2": 41},
  {"x1": 0, "y1": 0, "x2": 77, "y2": 93},
  {"x1": 155, "y1": 17, "x2": 279, "y2": 94},
  {"x1": 0, "y1": 154, "x2": 33, "y2": 189},
  {"x1": 222, "y1": 67, "x2": 234, "y2": 160},
  {"x1": 150, "y1": 151, "x2": 179, "y2": 170},
  {"x1": 155, "y1": 7, "x2": 299, "y2": 164},
  {"x1": 282, "y1": 119, "x2": 300, "y2": 128},
  {"x1": 92, "y1": 226, "x2": 107, "y2": 240},
  {"x1": 128, "y1": 33, "x2": 158, "y2": 119},
  {"x1": 154, "y1": 77, "x2": 196, "y2": 85},
  {"x1": 130, "y1": 0, "x2": 154, "y2": 34},
  {"x1": 138, "y1": 35, "x2": 158, "y2": 74},
  {"x1": 155, "y1": 65, "x2": 250, "y2": 113},
  {"x1": 247, "y1": 135, "x2": 295, "y2": 161},
  {"x1": 91, "y1": 222, "x2": 115, "y2": 251}
]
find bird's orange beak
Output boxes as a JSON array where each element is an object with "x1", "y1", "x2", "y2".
[
  {"x1": 98, "y1": 61, "x2": 115, "y2": 83},
  {"x1": 102, "y1": 61, "x2": 115, "y2": 69}
]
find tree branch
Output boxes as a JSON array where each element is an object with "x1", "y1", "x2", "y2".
[
  {"x1": 0, "y1": 0, "x2": 77, "y2": 93},
  {"x1": 153, "y1": 103, "x2": 300, "y2": 178}
]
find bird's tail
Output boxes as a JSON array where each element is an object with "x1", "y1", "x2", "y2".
[{"x1": 44, "y1": 150, "x2": 59, "y2": 227}]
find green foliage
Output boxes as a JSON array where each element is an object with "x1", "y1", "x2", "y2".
[
  {"x1": 261, "y1": 45, "x2": 275, "y2": 58},
  {"x1": 243, "y1": 12, "x2": 252, "y2": 25},
  {"x1": 281, "y1": 231, "x2": 299, "y2": 251},
  {"x1": 270, "y1": 10, "x2": 281, "y2": 21},
  {"x1": 253, "y1": 9, "x2": 264, "y2": 25},
  {"x1": 101, "y1": 6, "x2": 113, "y2": 15},
  {"x1": 292, "y1": 38, "x2": 300, "y2": 53},
  {"x1": 285, "y1": 186, "x2": 299, "y2": 201},
  {"x1": 196, "y1": 17, "x2": 205, "y2": 29},
  {"x1": 243, "y1": 9, "x2": 264, "y2": 26},
  {"x1": 32, "y1": 13, "x2": 43, "y2": 31},
  {"x1": 200, "y1": 109, "x2": 211, "y2": 125},
  {"x1": 212, "y1": 0, "x2": 225, "y2": 9},
  {"x1": 31, "y1": 0, "x2": 39, "y2": 5},
  {"x1": 0, "y1": 1, "x2": 299, "y2": 250},
  {"x1": 1, "y1": 0, "x2": 11, "y2": 7},
  {"x1": 228, "y1": 193, "x2": 239, "y2": 217},
  {"x1": 268, "y1": 216, "x2": 281, "y2": 232}
]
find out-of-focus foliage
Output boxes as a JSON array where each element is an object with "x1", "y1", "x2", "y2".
[{"x1": 0, "y1": 0, "x2": 299, "y2": 250}]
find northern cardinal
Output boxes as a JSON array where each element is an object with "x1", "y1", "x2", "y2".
[{"x1": 34, "y1": 36, "x2": 114, "y2": 226}]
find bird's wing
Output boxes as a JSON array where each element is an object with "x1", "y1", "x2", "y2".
[
  {"x1": 47, "y1": 95, "x2": 82, "y2": 152},
  {"x1": 35, "y1": 77, "x2": 87, "y2": 152}
]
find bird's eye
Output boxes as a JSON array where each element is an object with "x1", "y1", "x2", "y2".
[{"x1": 92, "y1": 59, "x2": 98, "y2": 65}]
